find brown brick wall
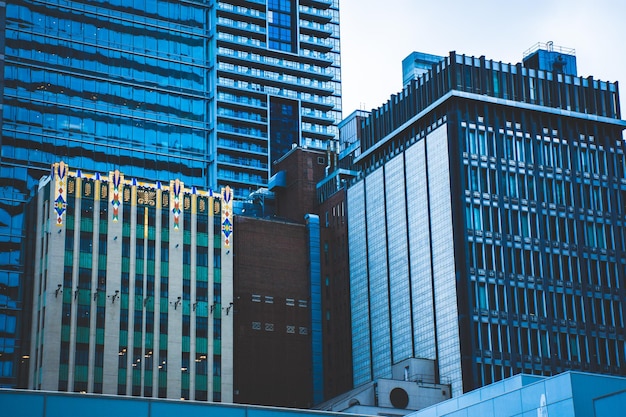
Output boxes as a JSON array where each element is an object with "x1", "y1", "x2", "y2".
[{"x1": 233, "y1": 216, "x2": 313, "y2": 408}]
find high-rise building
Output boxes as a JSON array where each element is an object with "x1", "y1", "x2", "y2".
[
  {"x1": 347, "y1": 46, "x2": 626, "y2": 397},
  {"x1": 0, "y1": 0, "x2": 341, "y2": 387},
  {"x1": 214, "y1": 0, "x2": 341, "y2": 198},
  {"x1": 26, "y1": 162, "x2": 234, "y2": 401}
]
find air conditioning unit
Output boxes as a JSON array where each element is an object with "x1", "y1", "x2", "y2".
[{"x1": 376, "y1": 379, "x2": 450, "y2": 410}]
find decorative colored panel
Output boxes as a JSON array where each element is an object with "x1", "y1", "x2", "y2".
[
  {"x1": 221, "y1": 186, "x2": 233, "y2": 247},
  {"x1": 172, "y1": 179, "x2": 183, "y2": 230},
  {"x1": 52, "y1": 161, "x2": 68, "y2": 226},
  {"x1": 110, "y1": 170, "x2": 123, "y2": 222}
]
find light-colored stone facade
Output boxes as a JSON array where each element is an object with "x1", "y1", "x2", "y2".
[{"x1": 28, "y1": 162, "x2": 234, "y2": 402}]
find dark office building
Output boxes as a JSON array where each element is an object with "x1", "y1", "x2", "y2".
[
  {"x1": 347, "y1": 44, "x2": 626, "y2": 397},
  {"x1": 313, "y1": 110, "x2": 365, "y2": 400},
  {"x1": 316, "y1": 179, "x2": 353, "y2": 400}
]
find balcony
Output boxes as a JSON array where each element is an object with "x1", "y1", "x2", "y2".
[
  {"x1": 216, "y1": 17, "x2": 266, "y2": 37},
  {"x1": 217, "y1": 32, "x2": 267, "y2": 50},
  {"x1": 217, "y1": 2, "x2": 266, "y2": 24},
  {"x1": 299, "y1": 20, "x2": 333, "y2": 38},
  {"x1": 217, "y1": 169, "x2": 267, "y2": 187},
  {"x1": 299, "y1": 35, "x2": 334, "y2": 53},
  {"x1": 300, "y1": 0, "x2": 333, "y2": 9},
  {"x1": 302, "y1": 125, "x2": 335, "y2": 140},
  {"x1": 217, "y1": 154, "x2": 268, "y2": 171},
  {"x1": 217, "y1": 138, "x2": 267, "y2": 155},
  {"x1": 216, "y1": 123, "x2": 267, "y2": 141},
  {"x1": 299, "y1": 6, "x2": 333, "y2": 23},
  {"x1": 217, "y1": 44, "x2": 334, "y2": 78},
  {"x1": 217, "y1": 111, "x2": 267, "y2": 127}
]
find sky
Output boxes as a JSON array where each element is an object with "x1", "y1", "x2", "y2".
[{"x1": 339, "y1": 0, "x2": 626, "y2": 116}]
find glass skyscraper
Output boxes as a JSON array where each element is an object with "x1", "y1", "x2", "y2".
[
  {"x1": 347, "y1": 47, "x2": 626, "y2": 396},
  {"x1": 0, "y1": 0, "x2": 341, "y2": 387}
]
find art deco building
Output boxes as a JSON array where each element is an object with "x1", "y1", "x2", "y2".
[
  {"x1": 1, "y1": 0, "x2": 341, "y2": 386},
  {"x1": 347, "y1": 45, "x2": 626, "y2": 396},
  {"x1": 26, "y1": 162, "x2": 234, "y2": 402}
]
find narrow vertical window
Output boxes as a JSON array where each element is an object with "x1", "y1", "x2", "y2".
[{"x1": 269, "y1": 96, "x2": 299, "y2": 172}]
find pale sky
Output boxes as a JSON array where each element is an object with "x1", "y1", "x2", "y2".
[{"x1": 339, "y1": 0, "x2": 626, "y2": 117}]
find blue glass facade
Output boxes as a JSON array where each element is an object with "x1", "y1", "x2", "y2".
[
  {"x1": 348, "y1": 49, "x2": 626, "y2": 396},
  {"x1": 1, "y1": 0, "x2": 341, "y2": 387},
  {"x1": 2, "y1": 0, "x2": 212, "y2": 388}
]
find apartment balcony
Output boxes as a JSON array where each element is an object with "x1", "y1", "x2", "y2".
[
  {"x1": 302, "y1": 125, "x2": 335, "y2": 141},
  {"x1": 217, "y1": 66, "x2": 334, "y2": 96},
  {"x1": 217, "y1": 138, "x2": 267, "y2": 156},
  {"x1": 216, "y1": 17, "x2": 266, "y2": 37},
  {"x1": 225, "y1": 0, "x2": 265, "y2": 5},
  {"x1": 301, "y1": 110, "x2": 334, "y2": 126},
  {"x1": 299, "y1": 0, "x2": 333, "y2": 10},
  {"x1": 216, "y1": 91, "x2": 267, "y2": 113},
  {"x1": 216, "y1": 2, "x2": 266, "y2": 25},
  {"x1": 299, "y1": 35, "x2": 334, "y2": 53},
  {"x1": 217, "y1": 154, "x2": 268, "y2": 172},
  {"x1": 299, "y1": 49, "x2": 334, "y2": 67},
  {"x1": 217, "y1": 169, "x2": 267, "y2": 187},
  {"x1": 299, "y1": 20, "x2": 333, "y2": 38},
  {"x1": 217, "y1": 32, "x2": 267, "y2": 51},
  {"x1": 216, "y1": 122, "x2": 267, "y2": 141},
  {"x1": 217, "y1": 48, "x2": 333, "y2": 79},
  {"x1": 300, "y1": 95, "x2": 335, "y2": 111},
  {"x1": 217, "y1": 112, "x2": 267, "y2": 128},
  {"x1": 299, "y1": 6, "x2": 333, "y2": 24}
]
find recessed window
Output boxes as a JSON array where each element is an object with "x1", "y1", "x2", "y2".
[
  {"x1": 252, "y1": 321, "x2": 261, "y2": 330},
  {"x1": 251, "y1": 294, "x2": 261, "y2": 302}
]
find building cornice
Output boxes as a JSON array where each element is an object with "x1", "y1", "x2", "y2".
[{"x1": 355, "y1": 90, "x2": 626, "y2": 164}]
